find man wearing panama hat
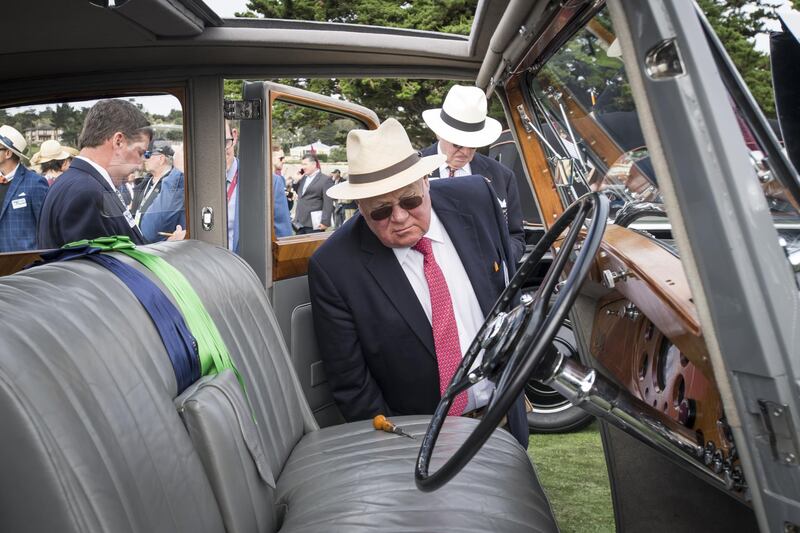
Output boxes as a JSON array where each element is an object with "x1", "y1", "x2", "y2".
[
  {"x1": 420, "y1": 84, "x2": 525, "y2": 260},
  {"x1": 31, "y1": 139, "x2": 75, "y2": 186},
  {"x1": 0, "y1": 125, "x2": 49, "y2": 252},
  {"x1": 308, "y1": 118, "x2": 528, "y2": 448}
]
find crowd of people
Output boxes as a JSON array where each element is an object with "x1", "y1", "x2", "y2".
[{"x1": 0, "y1": 99, "x2": 186, "y2": 253}]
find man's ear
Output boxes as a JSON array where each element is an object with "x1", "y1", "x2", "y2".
[{"x1": 111, "y1": 132, "x2": 126, "y2": 148}]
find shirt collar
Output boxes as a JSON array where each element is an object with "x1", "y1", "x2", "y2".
[
  {"x1": 76, "y1": 155, "x2": 115, "y2": 191},
  {"x1": 1, "y1": 163, "x2": 20, "y2": 181},
  {"x1": 436, "y1": 142, "x2": 471, "y2": 176},
  {"x1": 393, "y1": 208, "x2": 444, "y2": 265}
]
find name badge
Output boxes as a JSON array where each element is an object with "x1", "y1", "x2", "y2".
[
  {"x1": 11, "y1": 198, "x2": 27, "y2": 209},
  {"x1": 123, "y1": 209, "x2": 137, "y2": 228}
]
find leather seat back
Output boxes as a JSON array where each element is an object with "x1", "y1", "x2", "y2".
[{"x1": 0, "y1": 241, "x2": 315, "y2": 532}]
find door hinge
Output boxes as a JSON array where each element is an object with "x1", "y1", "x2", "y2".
[
  {"x1": 758, "y1": 400, "x2": 799, "y2": 466},
  {"x1": 224, "y1": 98, "x2": 262, "y2": 120}
]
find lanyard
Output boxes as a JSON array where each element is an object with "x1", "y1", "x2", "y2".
[{"x1": 227, "y1": 169, "x2": 238, "y2": 203}]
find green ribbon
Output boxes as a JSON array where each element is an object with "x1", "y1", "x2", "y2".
[{"x1": 63, "y1": 236, "x2": 243, "y2": 386}]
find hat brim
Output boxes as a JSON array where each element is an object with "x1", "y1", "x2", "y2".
[
  {"x1": 327, "y1": 153, "x2": 446, "y2": 200},
  {"x1": 0, "y1": 140, "x2": 28, "y2": 160},
  {"x1": 422, "y1": 108, "x2": 503, "y2": 148},
  {"x1": 35, "y1": 150, "x2": 72, "y2": 164}
]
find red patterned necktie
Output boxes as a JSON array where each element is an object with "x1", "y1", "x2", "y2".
[
  {"x1": 412, "y1": 236, "x2": 468, "y2": 416},
  {"x1": 0, "y1": 175, "x2": 8, "y2": 185},
  {"x1": 447, "y1": 166, "x2": 457, "y2": 178}
]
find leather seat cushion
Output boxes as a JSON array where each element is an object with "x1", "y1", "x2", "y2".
[{"x1": 276, "y1": 416, "x2": 557, "y2": 533}]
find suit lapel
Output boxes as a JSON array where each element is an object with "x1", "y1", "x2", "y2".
[
  {"x1": 433, "y1": 193, "x2": 497, "y2": 316},
  {"x1": 360, "y1": 222, "x2": 436, "y2": 359},
  {"x1": 0, "y1": 167, "x2": 24, "y2": 221}
]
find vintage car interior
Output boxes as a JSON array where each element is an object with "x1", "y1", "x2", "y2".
[{"x1": 1, "y1": 1, "x2": 799, "y2": 532}]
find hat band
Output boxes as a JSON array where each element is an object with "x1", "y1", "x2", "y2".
[
  {"x1": 0, "y1": 133, "x2": 20, "y2": 152},
  {"x1": 349, "y1": 152, "x2": 422, "y2": 184},
  {"x1": 440, "y1": 110, "x2": 485, "y2": 132}
]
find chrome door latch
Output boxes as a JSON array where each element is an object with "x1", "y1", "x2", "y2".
[{"x1": 201, "y1": 206, "x2": 214, "y2": 231}]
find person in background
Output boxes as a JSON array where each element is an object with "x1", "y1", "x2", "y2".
[
  {"x1": 292, "y1": 154, "x2": 333, "y2": 234},
  {"x1": 30, "y1": 139, "x2": 76, "y2": 186},
  {"x1": 272, "y1": 147, "x2": 292, "y2": 237},
  {"x1": 225, "y1": 119, "x2": 240, "y2": 253},
  {"x1": 308, "y1": 118, "x2": 528, "y2": 448},
  {"x1": 421, "y1": 84, "x2": 525, "y2": 260},
  {"x1": 38, "y1": 99, "x2": 185, "y2": 248},
  {"x1": 136, "y1": 139, "x2": 185, "y2": 242},
  {"x1": 0, "y1": 125, "x2": 49, "y2": 252}
]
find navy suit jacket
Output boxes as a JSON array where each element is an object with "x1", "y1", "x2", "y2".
[
  {"x1": 38, "y1": 158, "x2": 146, "y2": 248},
  {"x1": 421, "y1": 144, "x2": 525, "y2": 261},
  {"x1": 309, "y1": 176, "x2": 528, "y2": 447},
  {"x1": 0, "y1": 165, "x2": 49, "y2": 252}
]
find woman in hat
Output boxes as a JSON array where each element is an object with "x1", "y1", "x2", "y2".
[{"x1": 31, "y1": 139, "x2": 75, "y2": 186}]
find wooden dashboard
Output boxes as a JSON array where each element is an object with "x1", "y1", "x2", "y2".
[{"x1": 588, "y1": 225, "x2": 734, "y2": 460}]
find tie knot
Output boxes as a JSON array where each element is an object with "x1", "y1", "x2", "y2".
[{"x1": 412, "y1": 236, "x2": 433, "y2": 257}]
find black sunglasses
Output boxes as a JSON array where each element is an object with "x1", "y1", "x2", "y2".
[{"x1": 369, "y1": 194, "x2": 424, "y2": 221}]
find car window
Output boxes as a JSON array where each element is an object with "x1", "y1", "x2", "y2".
[
  {"x1": 271, "y1": 99, "x2": 363, "y2": 239},
  {"x1": 0, "y1": 94, "x2": 185, "y2": 253},
  {"x1": 526, "y1": 8, "x2": 674, "y2": 242}
]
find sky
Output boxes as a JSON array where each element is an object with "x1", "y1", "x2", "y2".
[{"x1": 204, "y1": 0, "x2": 250, "y2": 18}]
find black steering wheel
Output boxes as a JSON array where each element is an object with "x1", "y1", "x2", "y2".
[{"x1": 415, "y1": 192, "x2": 609, "y2": 492}]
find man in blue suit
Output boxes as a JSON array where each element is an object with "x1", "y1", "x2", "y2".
[
  {"x1": 38, "y1": 100, "x2": 186, "y2": 248},
  {"x1": 421, "y1": 85, "x2": 526, "y2": 261},
  {"x1": 309, "y1": 118, "x2": 528, "y2": 448},
  {"x1": 0, "y1": 125, "x2": 49, "y2": 252}
]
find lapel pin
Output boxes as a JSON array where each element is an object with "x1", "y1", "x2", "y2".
[{"x1": 493, "y1": 261, "x2": 500, "y2": 272}]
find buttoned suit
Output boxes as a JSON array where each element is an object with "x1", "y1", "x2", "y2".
[
  {"x1": 309, "y1": 176, "x2": 529, "y2": 447},
  {"x1": 421, "y1": 144, "x2": 526, "y2": 262},
  {"x1": 293, "y1": 172, "x2": 334, "y2": 230},
  {"x1": 38, "y1": 158, "x2": 145, "y2": 248},
  {"x1": 0, "y1": 165, "x2": 49, "y2": 252}
]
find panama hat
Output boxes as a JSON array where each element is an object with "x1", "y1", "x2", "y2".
[
  {"x1": 0, "y1": 125, "x2": 29, "y2": 160},
  {"x1": 422, "y1": 85, "x2": 502, "y2": 148},
  {"x1": 327, "y1": 118, "x2": 445, "y2": 200},
  {"x1": 30, "y1": 139, "x2": 73, "y2": 165}
]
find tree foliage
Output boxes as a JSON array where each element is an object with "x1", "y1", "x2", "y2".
[
  {"x1": 696, "y1": 0, "x2": 787, "y2": 117},
  {"x1": 240, "y1": 0, "x2": 480, "y2": 147},
  {"x1": 232, "y1": 0, "x2": 786, "y2": 139}
]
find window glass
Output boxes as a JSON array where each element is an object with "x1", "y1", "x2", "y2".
[
  {"x1": 527, "y1": 9, "x2": 670, "y2": 240},
  {"x1": 0, "y1": 94, "x2": 184, "y2": 253},
  {"x1": 271, "y1": 100, "x2": 363, "y2": 238}
]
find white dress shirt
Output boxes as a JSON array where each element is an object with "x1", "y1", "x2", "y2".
[
  {"x1": 435, "y1": 141, "x2": 472, "y2": 179},
  {"x1": 301, "y1": 170, "x2": 319, "y2": 195},
  {"x1": 392, "y1": 209, "x2": 495, "y2": 413},
  {"x1": 0, "y1": 163, "x2": 20, "y2": 181}
]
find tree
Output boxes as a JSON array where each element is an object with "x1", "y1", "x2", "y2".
[
  {"x1": 241, "y1": 0, "x2": 483, "y2": 147},
  {"x1": 696, "y1": 0, "x2": 787, "y2": 117}
]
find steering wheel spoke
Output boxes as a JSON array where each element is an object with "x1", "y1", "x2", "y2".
[{"x1": 415, "y1": 192, "x2": 609, "y2": 492}]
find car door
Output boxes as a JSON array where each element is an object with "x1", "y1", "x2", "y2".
[
  {"x1": 605, "y1": 2, "x2": 800, "y2": 531},
  {"x1": 234, "y1": 80, "x2": 379, "y2": 427}
]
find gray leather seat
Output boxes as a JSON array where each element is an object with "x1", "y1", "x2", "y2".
[{"x1": 0, "y1": 241, "x2": 557, "y2": 533}]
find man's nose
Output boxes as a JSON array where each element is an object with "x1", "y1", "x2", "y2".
[{"x1": 389, "y1": 204, "x2": 410, "y2": 222}]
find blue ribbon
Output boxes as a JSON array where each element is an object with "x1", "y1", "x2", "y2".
[{"x1": 34, "y1": 246, "x2": 200, "y2": 394}]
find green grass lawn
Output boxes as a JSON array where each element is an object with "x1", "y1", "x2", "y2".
[{"x1": 528, "y1": 421, "x2": 615, "y2": 533}]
